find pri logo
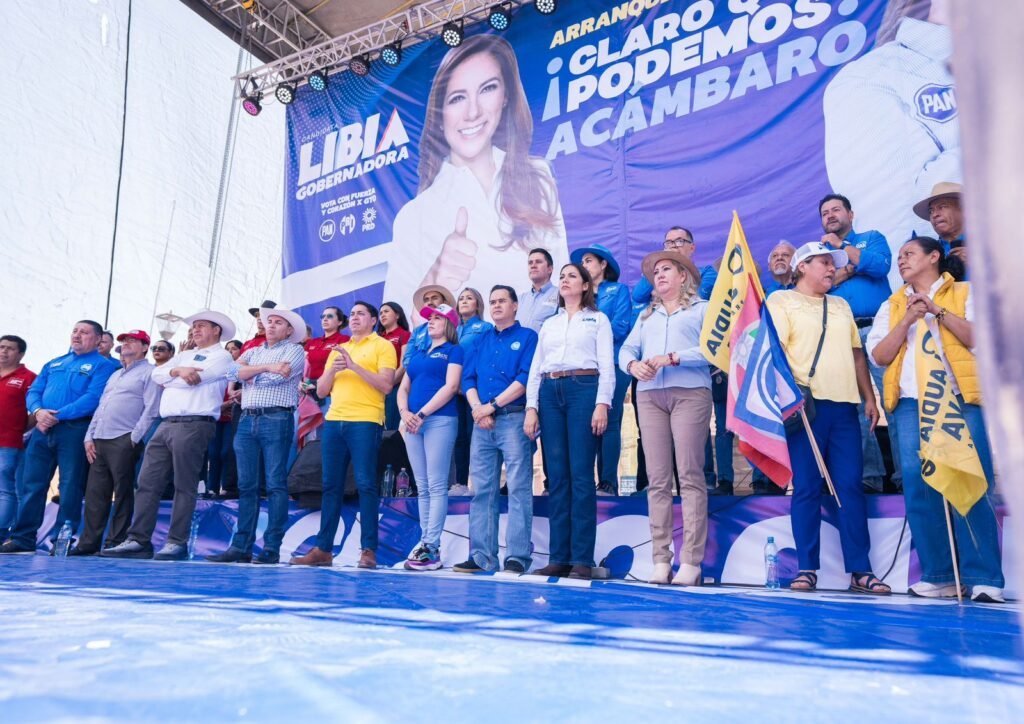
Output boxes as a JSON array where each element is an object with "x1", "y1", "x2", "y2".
[
  {"x1": 339, "y1": 213, "x2": 357, "y2": 236},
  {"x1": 915, "y1": 84, "x2": 957, "y2": 123},
  {"x1": 319, "y1": 218, "x2": 336, "y2": 243}
]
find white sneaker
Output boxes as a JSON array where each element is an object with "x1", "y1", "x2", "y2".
[
  {"x1": 648, "y1": 562, "x2": 671, "y2": 585},
  {"x1": 909, "y1": 581, "x2": 961, "y2": 599},
  {"x1": 448, "y1": 484, "x2": 470, "y2": 497},
  {"x1": 971, "y1": 585, "x2": 1005, "y2": 603},
  {"x1": 671, "y1": 563, "x2": 701, "y2": 586}
]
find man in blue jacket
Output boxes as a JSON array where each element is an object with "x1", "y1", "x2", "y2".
[{"x1": 0, "y1": 320, "x2": 119, "y2": 553}]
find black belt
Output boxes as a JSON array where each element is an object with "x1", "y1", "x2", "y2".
[
  {"x1": 494, "y1": 405, "x2": 525, "y2": 416},
  {"x1": 855, "y1": 318, "x2": 874, "y2": 329},
  {"x1": 242, "y1": 406, "x2": 295, "y2": 416},
  {"x1": 164, "y1": 415, "x2": 216, "y2": 423}
]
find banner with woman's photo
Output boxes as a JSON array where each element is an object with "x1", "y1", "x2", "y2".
[{"x1": 282, "y1": 0, "x2": 956, "y2": 323}]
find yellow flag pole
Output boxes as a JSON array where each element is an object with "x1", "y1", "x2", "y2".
[
  {"x1": 942, "y1": 499, "x2": 964, "y2": 605},
  {"x1": 799, "y1": 408, "x2": 841, "y2": 508}
]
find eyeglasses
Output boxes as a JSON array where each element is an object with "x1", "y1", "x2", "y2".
[{"x1": 663, "y1": 238, "x2": 694, "y2": 249}]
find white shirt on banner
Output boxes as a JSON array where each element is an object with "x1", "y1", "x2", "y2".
[
  {"x1": 526, "y1": 307, "x2": 614, "y2": 409},
  {"x1": 152, "y1": 344, "x2": 233, "y2": 419},
  {"x1": 824, "y1": 18, "x2": 961, "y2": 287},
  {"x1": 865, "y1": 277, "x2": 974, "y2": 399},
  {"x1": 383, "y1": 147, "x2": 568, "y2": 312}
]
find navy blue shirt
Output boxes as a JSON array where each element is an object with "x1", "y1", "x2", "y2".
[
  {"x1": 27, "y1": 350, "x2": 119, "y2": 421},
  {"x1": 830, "y1": 228, "x2": 893, "y2": 318},
  {"x1": 461, "y1": 322, "x2": 537, "y2": 407},
  {"x1": 405, "y1": 342, "x2": 463, "y2": 417}
]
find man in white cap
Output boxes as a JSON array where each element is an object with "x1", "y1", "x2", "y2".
[
  {"x1": 102, "y1": 310, "x2": 235, "y2": 561},
  {"x1": 914, "y1": 182, "x2": 967, "y2": 271},
  {"x1": 207, "y1": 307, "x2": 306, "y2": 564}
]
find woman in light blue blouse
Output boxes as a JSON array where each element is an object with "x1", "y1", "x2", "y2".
[
  {"x1": 619, "y1": 249, "x2": 711, "y2": 586},
  {"x1": 571, "y1": 243, "x2": 632, "y2": 496}
]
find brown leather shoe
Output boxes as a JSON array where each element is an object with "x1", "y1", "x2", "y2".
[
  {"x1": 568, "y1": 565, "x2": 593, "y2": 580},
  {"x1": 358, "y1": 548, "x2": 377, "y2": 569},
  {"x1": 533, "y1": 563, "x2": 572, "y2": 578},
  {"x1": 289, "y1": 547, "x2": 333, "y2": 566}
]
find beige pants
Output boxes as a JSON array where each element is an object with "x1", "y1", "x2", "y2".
[{"x1": 637, "y1": 387, "x2": 713, "y2": 566}]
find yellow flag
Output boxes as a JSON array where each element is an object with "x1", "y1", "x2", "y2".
[
  {"x1": 915, "y1": 325, "x2": 987, "y2": 516},
  {"x1": 699, "y1": 212, "x2": 766, "y2": 369}
]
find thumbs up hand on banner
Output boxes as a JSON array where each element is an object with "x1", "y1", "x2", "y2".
[{"x1": 424, "y1": 207, "x2": 477, "y2": 290}]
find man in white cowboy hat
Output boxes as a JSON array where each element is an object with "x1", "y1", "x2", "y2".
[
  {"x1": 102, "y1": 310, "x2": 235, "y2": 561},
  {"x1": 403, "y1": 284, "x2": 456, "y2": 366},
  {"x1": 206, "y1": 307, "x2": 306, "y2": 565},
  {"x1": 914, "y1": 181, "x2": 967, "y2": 270}
]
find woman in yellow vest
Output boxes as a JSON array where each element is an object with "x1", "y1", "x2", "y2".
[{"x1": 867, "y1": 236, "x2": 1004, "y2": 603}]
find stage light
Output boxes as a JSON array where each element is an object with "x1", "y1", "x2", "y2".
[
  {"x1": 275, "y1": 82, "x2": 296, "y2": 105},
  {"x1": 381, "y1": 41, "x2": 402, "y2": 67},
  {"x1": 534, "y1": 0, "x2": 557, "y2": 15},
  {"x1": 488, "y1": 4, "x2": 512, "y2": 31},
  {"x1": 349, "y1": 54, "x2": 371, "y2": 77},
  {"x1": 242, "y1": 94, "x2": 262, "y2": 116},
  {"x1": 442, "y1": 20, "x2": 464, "y2": 48},
  {"x1": 308, "y1": 69, "x2": 329, "y2": 91}
]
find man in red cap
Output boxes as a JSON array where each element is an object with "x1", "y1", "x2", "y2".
[{"x1": 71, "y1": 330, "x2": 162, "y2": 555}]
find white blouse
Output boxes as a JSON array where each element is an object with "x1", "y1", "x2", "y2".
[{"x1": 526, "y1": 308, "x2": 614, "y2": 409}]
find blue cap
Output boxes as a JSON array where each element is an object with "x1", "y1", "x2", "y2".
[{"x1": 570, "y1": 243, "x2": 620, "y2": 278}]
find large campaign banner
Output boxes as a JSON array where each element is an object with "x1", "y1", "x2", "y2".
[{"x1": 282, "y1": 0, "x2": 958, "y2": 323}]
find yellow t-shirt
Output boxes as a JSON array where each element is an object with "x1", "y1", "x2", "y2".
[
  {"x1": 766, "y1": 290, "x2": 861, "y2": 404},
  {"x1": 324, "y1": 333, "x2": 397, "y2": 424}
]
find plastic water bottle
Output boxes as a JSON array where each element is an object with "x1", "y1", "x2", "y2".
[
  {"x1": 188, "y1": 513, "x2": 200, "y2": 560},
  {"x1": 764, "y1": 536, "x2": 780, "y2": 590},
  {"x1": 381, "y1": 464, "x2": 395, "y2": 497},
  {"x1": 54, "y1": 521, "x2": 73, "y2": 558},
  {"x1": 396, "y1": 468, "x2": 411, "y2": 498}
]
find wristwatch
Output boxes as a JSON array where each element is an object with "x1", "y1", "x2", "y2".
[
  {"x1": 489, "y1": 398, "x2": 503, "y2": 412},
  {"x1": 416, "y1": 411, "x2": 427, "y2": 420}
]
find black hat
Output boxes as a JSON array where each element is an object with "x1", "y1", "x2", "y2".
[{"x1": 248, "y1": 299, "x2": 277, "y2": 317}]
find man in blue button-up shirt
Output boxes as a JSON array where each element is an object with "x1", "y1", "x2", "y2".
[
  {"x1": 1, "y1": 320, "x2": 119, "y2": 553},
  {"x1": 455, "y1": 285, "x2": 538, "y2": 574},
  {"x1": 819, "y1": 193, "x2": 896, "y2": 492}
]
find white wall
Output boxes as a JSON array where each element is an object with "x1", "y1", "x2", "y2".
[{"x1": 0, "y1": 0, "x2": 285, "y2": 370}]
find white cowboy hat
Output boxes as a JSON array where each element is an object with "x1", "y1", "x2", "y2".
[
  {"x1": 183, "y1": 310, "x2": 236, "y2": 341},
  {"x1": 259, "y1": 307, "x2": 307, "y2": 344}
]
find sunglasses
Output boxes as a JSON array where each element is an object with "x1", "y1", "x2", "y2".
[{"x1": 320, "y1": 314, "x2": 336, "y2": 319}]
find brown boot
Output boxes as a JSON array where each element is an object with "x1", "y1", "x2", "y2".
[
  {"x1": 568, "y1": 565, "x2": 592, "y2": 580},
  {"x1": 289, "y1": 547, "x2": 333, "y2": 566},
  {"x1": 533, "y1": 563, "x2": 572, "y2": 578},
  {"x1": 358, "y1": 548, "x2": 377, "y2": 569}
]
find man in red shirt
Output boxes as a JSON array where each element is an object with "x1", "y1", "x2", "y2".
[{"x1": 0, "y1": 335, "x2": 37, "y2": 539}]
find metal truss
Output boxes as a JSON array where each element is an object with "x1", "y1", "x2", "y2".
[
  {"x1": 202, "y1": 0, "x2": 333, "y2": 62},
  {"x1": 232, "y1": 0, "x2": 528, "y2": 101}
]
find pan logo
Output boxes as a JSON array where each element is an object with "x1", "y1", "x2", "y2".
[
  {"x1": 915, "y1": 84, "x2": 957, "y2": 123},
  {"x1": 319, "y1": 218, "x2": 335, "y2": 243}
]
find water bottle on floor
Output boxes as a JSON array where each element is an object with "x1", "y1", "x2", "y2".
[
  {"x1": 188, "y1": 513, "x2": 200, "y2": 560},
  {"x1": 396, "y1": 468, "x2": 410, "y2": 498},
  {"x1": 54, "y1": 521, "x2": 73, "y2": 558},
  {"x1": 381, "y1": 464, "x2": 395, "y2": 497},
  {"x1": 764, "y1": 536, "x2": 780, "y2": 590}
]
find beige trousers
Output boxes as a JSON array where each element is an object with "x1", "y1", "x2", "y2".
[{"x1": 637, "y1": 387, "x2": 713, "y2": 566}]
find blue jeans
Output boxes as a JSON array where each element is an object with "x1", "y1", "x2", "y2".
[
  {"x1": 469, "y1": 411, "x2": 534, "y2": 570},
  {"x1": 317, "y1": 420, "x2": 381, "y2": 552},
  {"x1": 0, "y1": 447, "x2": 23, "y2": 532},
  {"x1": 383, "y1": 389, "x2": 400, "y2": 431},
  {"x1": 597, "y1": 366, "x2": 630, "y2": 491},
  {"x1": 232, "y1": 410, "x2": 294, "y2": 555},
  {"x1": 11, "y1": 420, "x2": 91, "y2": 547},
  {"x1": 892, "y1": 397, "x2": 1003, "y2": 587},
  {"x1": 539, "y1": 376, "x2": 599, "y2": 567},
  {"x1": 452, "y1": 396, "x2": 473, "y2": 488},
  {"x1": 787, "y1": 400, "x2": 872, "y2": 573},
  {"x1": 403, "y1": 415, "x2": 458, "y2": 550},
  {"x1": 703, "y1": 395, "x2": 733, "y2": 485}
]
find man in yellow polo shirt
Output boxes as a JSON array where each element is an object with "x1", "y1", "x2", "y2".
[{"x1": 290, "y1": 301, "x2": 396, "y2": 569}]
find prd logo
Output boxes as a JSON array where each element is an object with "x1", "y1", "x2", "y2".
[
  {"x1": 915, "y1": 84, "x2": 957, "y2": 123},
  {"x1": 319, "y1": 218, "x2": 336, "y2": 242}
]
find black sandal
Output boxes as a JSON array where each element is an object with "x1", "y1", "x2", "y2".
[
  {"x1": 850, "y1": 572, "x2": 891, "y2": 596},
  {"x1": 790, "y1": 571, "x2": 817, "y2": 592}
]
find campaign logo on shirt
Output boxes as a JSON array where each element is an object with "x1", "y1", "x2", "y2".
[
  {"x1": 856, "y1": 241, "x2": 867, "y2": 249},
  {"x1": 50, "y1": 361, "x2": 63, "y2": 369},
  {"x1": 80, "y1": 364, "x2": 93, "y2": 373},
  {"x1": 6, "y1": 378, "x2": 25, "y2": 388},
  {"x1": 915, "y1": 84, "x2": 957, "y2": 123},
  {"x1": 580, "y1": 316, "x2": 598, "y2": 323},
  {"x1": 428, "y1": 351, "x2": 449, "y2": 360},
  {"x1": 194, "y1": 355, "x2": 207, "y2": 361},
  {"x1": 511, "y1": 341, "x2": 521, "y2": 351}
]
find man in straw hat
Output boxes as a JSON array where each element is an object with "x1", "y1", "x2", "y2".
[
  {"x1": 102, "y1": 310, "x2": 235, "y2": 561},
  {"x1": 403, "y1": 284, "x2": 456, "y2": 367},
  {"x1": 207, "y1": 307, "x2": 306, "y2": 565},
  {"x1": 914, "y1": 182, "x2": 967, "y2": 271}
]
